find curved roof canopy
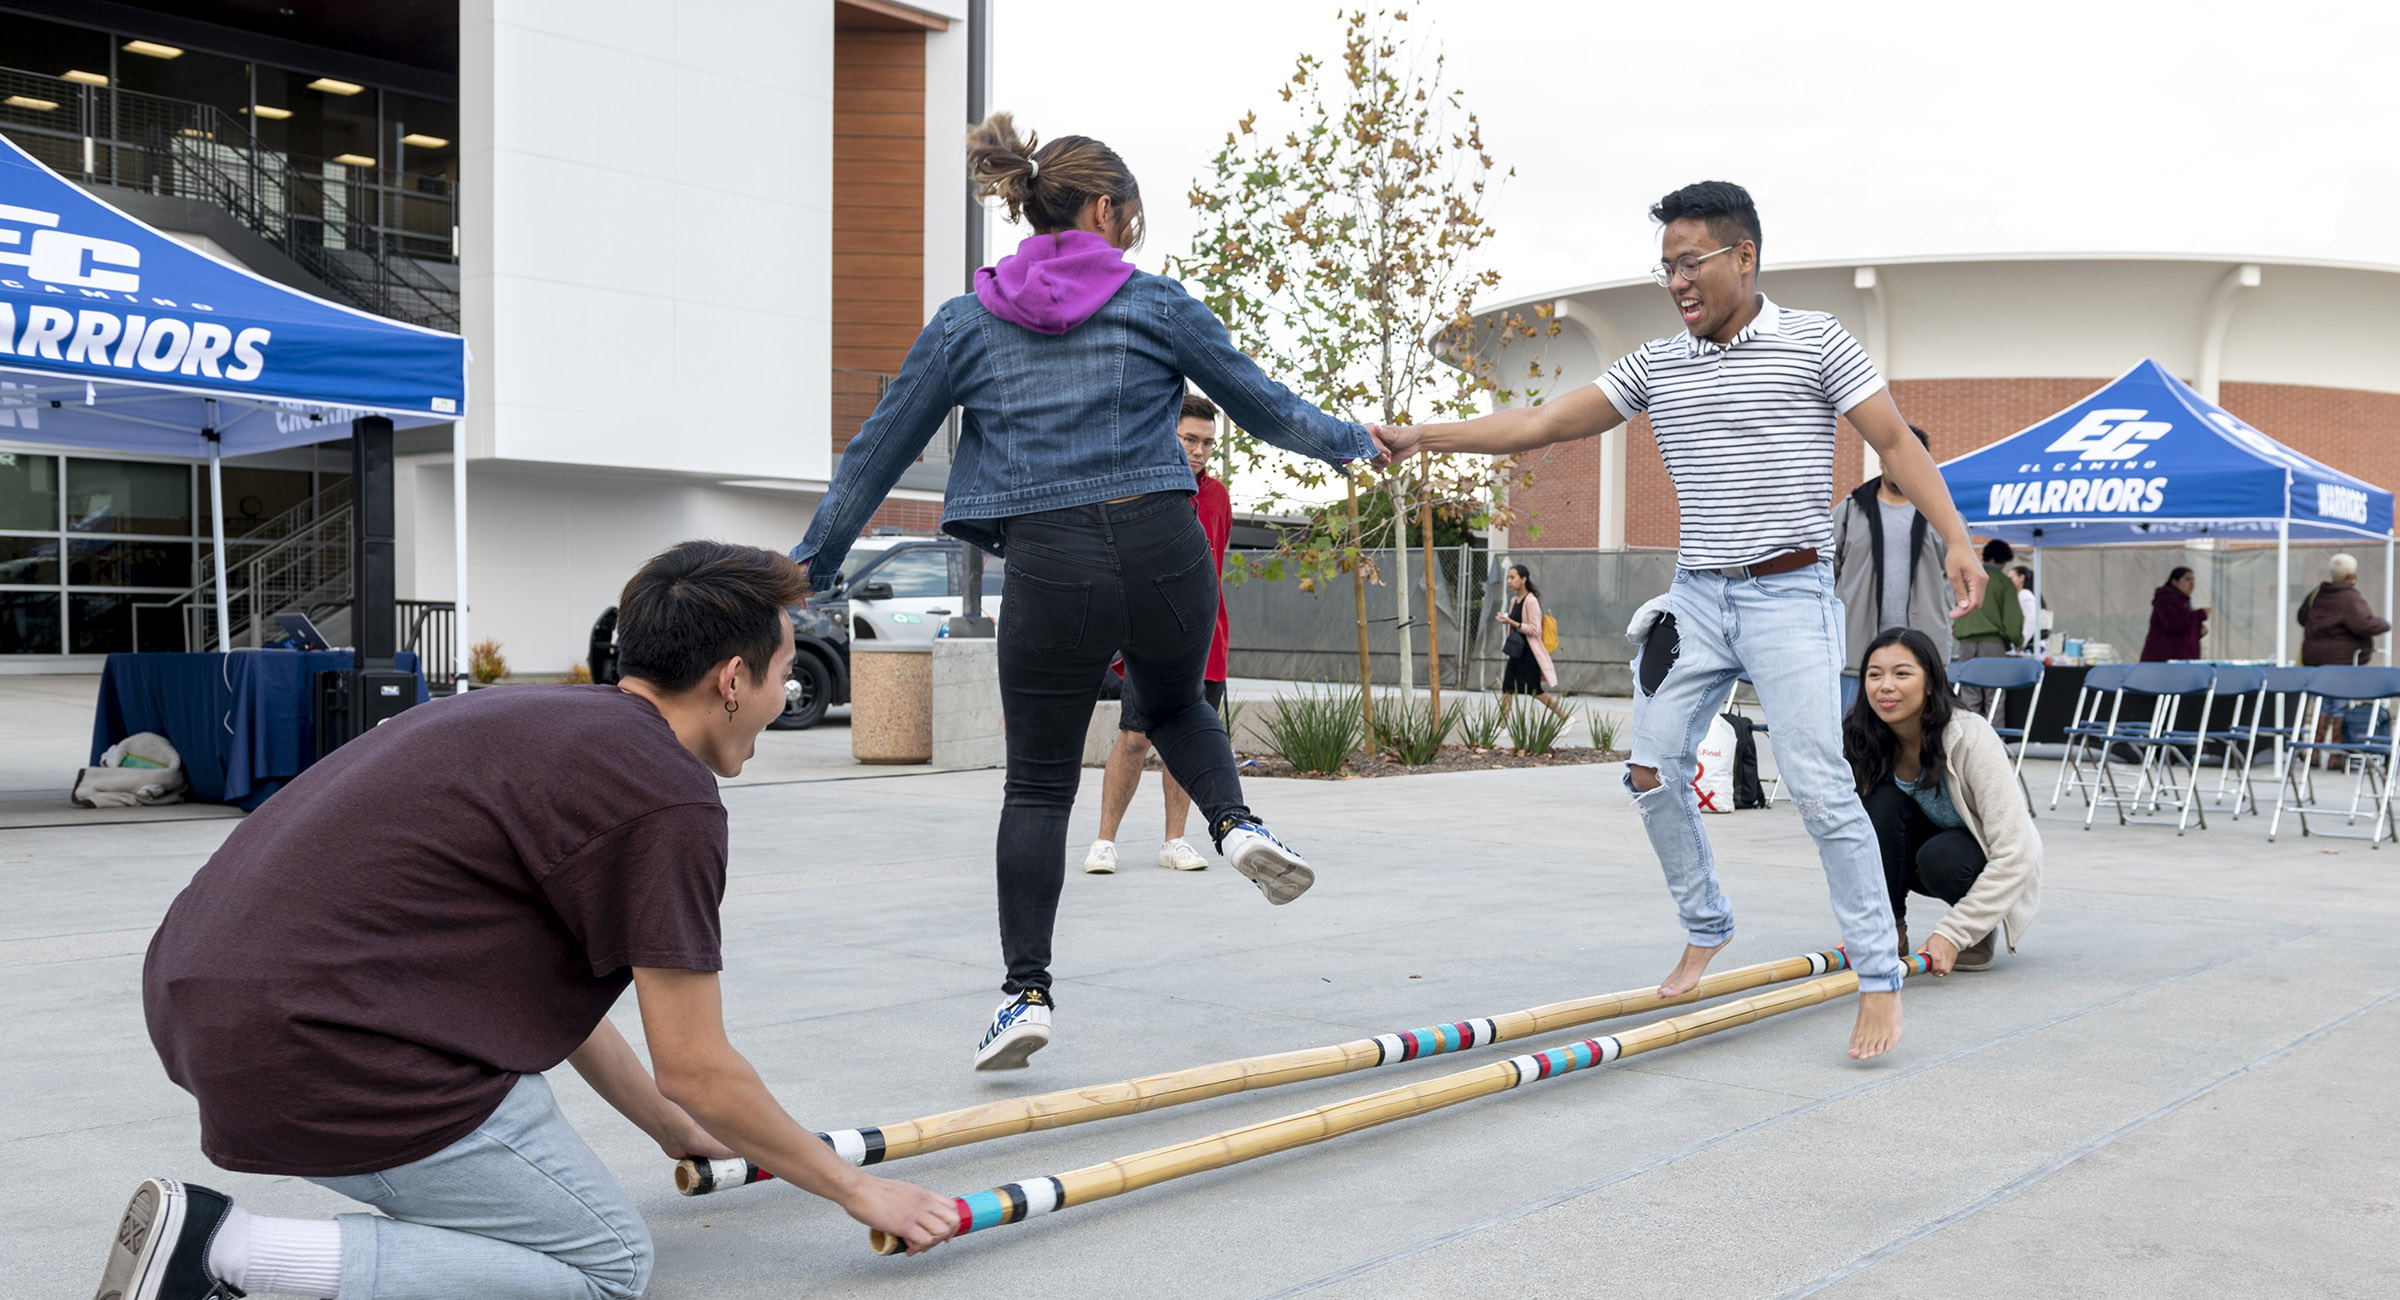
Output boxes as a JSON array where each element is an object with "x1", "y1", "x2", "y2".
[{"x1": 0, "y1": 132, "x2": 465, "y2": 457}]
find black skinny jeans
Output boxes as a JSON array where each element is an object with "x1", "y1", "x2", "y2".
[
  {"x1": 994, "y1": 492, "x2": 1254, "y2": 994},
  {"x1": 1862, "y1": 780, "x2": 1987, "y2": 930}
]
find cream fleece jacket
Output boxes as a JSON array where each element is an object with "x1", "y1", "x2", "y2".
[{"x1": 1931, "y1": 712, "x2": 2042, "y2": 952}]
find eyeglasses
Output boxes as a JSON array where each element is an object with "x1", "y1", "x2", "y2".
[
  {"x1": 1179, "y1": 434, "x2": 1217, "y2": 454},
  {"x1": 1650, "y1": 243, "x2": 1738, "y2": 288}
]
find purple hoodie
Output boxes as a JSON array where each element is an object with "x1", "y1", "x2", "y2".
[{"x1": 974, "y1": 230, "x2": 1136, "y2": 335}]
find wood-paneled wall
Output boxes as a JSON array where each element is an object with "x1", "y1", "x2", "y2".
[{"x1": 832, "y1": 25, "x2": 926, "y2": 393}]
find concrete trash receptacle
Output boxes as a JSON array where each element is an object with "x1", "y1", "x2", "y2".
[{"x1": 850, "y1": 640, "x2": 933, "y2": 764}]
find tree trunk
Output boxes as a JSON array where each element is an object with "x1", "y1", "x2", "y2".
[
  {"x1": 1348, "y1": 475, "x2": 1373, "y2": 742},
  {"x1": 1421, "y1": 462, "x2": 1442, "y2": 726},
  {"x1": 1390, "y1": 477, "x2": 1413, "y2": 698}
]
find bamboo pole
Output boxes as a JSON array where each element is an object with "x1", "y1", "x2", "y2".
[
  {"x1": 870, "y1": 954, "x2": 1930, "y2": 1255},
  {"x1": 675, "y1": 948, "x2": 1851, "y2": 1196}
]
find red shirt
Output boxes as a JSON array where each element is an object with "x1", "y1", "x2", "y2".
[{"x1": 1195, "y1": 473, "x2": 1233, "y2": 682}]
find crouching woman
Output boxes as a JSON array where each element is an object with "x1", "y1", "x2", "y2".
[{"x1": 1843, "y1": 627, "x2": 2042, "y2": 973}]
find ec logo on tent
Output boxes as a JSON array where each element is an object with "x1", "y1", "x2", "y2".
[
  {"x1": 2044, "y1": 409, "x2": 2170, "y2": 462},
  {"x1": 0, "y1": 203, "x2": 139, "y2": 293}
]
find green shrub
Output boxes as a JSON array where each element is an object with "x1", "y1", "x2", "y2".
[
  {"x1": 1456, "y1": 694, "x2": 1507, "y2": 750},
  {"x1": 1370, "y1": 693, "x2": 1453, "y2": 766},
  {"x1": 1218, "y1": 695, "x2": 1247, "y2": 744},
  {"x1": 1508, "y1": 705, "x2": 1570, "y2": 756},
  {"x1": 1585, "y1": 707, "x2": 1625, "y2": 752},
  {"x1": 1264, "y1": 685, "x2": 1364, "y2": 774}
]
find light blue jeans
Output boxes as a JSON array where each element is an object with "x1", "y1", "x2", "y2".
[
  {"x1": 1626, "y1": 560, "x2": 1903, "y2": 993},
  {"x1": 308, "y1": 1074, "x2": 653, "y2": 1299}
]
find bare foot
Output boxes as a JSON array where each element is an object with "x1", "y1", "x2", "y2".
[
  {"x1": 1658, "y1": 937, "x2": 1732, "y2": 998},
  {"x1": 1848, "y1": 990, "x2": 1903, "y2": 1060}
]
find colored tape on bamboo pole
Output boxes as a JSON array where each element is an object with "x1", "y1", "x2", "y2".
[
  {"x1": 675, "y1": 948, "x2": 1851, "y2": 1196},
  {"x1": 869, "y1": 953, "x2": 1928, "y2": 1255}
]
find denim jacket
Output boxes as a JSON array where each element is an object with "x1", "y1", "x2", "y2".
[{"x1": 791, "y1": 271, "x2": 1373, "y2": 589}]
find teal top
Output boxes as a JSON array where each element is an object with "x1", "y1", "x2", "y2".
[{"x1": 1893, "y1": 772, "x2": 1965, "y2": 829}]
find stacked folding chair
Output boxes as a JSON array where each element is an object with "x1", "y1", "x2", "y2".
[
  {"x1": 1946, "y1": 656, "x2": 2045, "y2": 814},
  {"x1": 2086, "y1": 664, "x2": 2217, "y2": 833},
  {"x1": 2269, "y1": 666, "x2": 2400, "y2": 846},
  {"x1": 2198, "y1": 666, "x2": 2268, "y2": 818},
  {"x1": 2051, "y1": 665, "x2": 2136, "y2": 814}
]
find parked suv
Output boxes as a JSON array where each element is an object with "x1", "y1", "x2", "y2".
[
  {"x1": 587, "y1": 599, "x2": 850, "y2": 731},
  {"x1": 823, "y1": 535, "x2": 1003, "y2": 645}
]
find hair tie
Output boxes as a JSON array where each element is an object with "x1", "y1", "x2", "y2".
[{"x1": 1025, "y1": 156, "x2": 1039, "y2": 181}]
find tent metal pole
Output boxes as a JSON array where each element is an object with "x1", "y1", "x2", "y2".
[
  {"x1": 2276, "y1": 514, "x2": 2290, "y2": 666},
  {"x1": 206, "y1": 405, "x2": 230, "y2": 653},
  {"x1": 453, "y1": 421, "x2": 470, "y2": 691}
]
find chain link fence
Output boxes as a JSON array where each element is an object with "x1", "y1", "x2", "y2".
[{"x1": 1220, "y1": 540, "x2": 2397, "y2": 690}]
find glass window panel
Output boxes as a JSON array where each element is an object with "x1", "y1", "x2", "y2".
[
  {"x1": 0, "y1": 451, "x2": 61, "y2": 530},
  {"x1": 259, "y1": 66, "x2": 379, "y2": 167},
  {"x1": 113, "y1": 43, "x2": 250, "y2": 124},
  {"x1": 0, "y1": 590, "x2": 62, "y2": 654},
  {"x1": 861, "y1": 548, "x2": 950, "y2": 598},
  {"x1": 69, "y1": 591, "x2": 134, "y2": 654},
  {"x1": 67, "y1": 459, "x2": 191, "y2": 535},
  {"x1": 387, "y1": 92, "x2": 457, "y2": 182},
  {"x1": 202, "y1": 467, "x2": 314, "y2": 537},
  {"x1": 0, "y1": 535, "x2": 62, "y2": 585},
  {"x1": 68, "y1": 538, "x2": 192, "y2": 587},
  {"x1": 0, "y1": 12, "x2": 110, "y2": 87}
]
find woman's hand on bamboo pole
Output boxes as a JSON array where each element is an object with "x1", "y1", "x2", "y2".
[
  {"x1": 847, "y1": 1176, "x2": 958, "y2": 1256},
  {"x1": 1920, "y1": 934, "x2": 1959, "y2": 977}
]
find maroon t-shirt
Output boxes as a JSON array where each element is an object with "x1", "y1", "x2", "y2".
[{"x1": 143, "y1": 685, "x2": 728, "y2": 1177}]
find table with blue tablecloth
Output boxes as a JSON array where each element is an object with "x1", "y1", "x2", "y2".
[{"x1": 91, "y1": 651, "x2": 428, "y2": 809}]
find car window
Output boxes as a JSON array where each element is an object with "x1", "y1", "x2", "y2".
[{"x1": 862, "y1": 548, "x2": 950, "y2": 599}]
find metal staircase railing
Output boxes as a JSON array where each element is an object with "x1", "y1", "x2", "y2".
[
  {"x1": 0, "y1": 65, "x2": 459, "y2": 331},
  {"x1": 134, "y1": 477, "x2": 355, "y2": 652}
]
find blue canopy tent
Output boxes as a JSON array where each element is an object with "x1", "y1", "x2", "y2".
[
  {"x1": 1941, "y1": 359, "x2": 2394, "y2": 664},
  {"x1": 0, "y1": 131, "x2": 468, "y2": 668}
]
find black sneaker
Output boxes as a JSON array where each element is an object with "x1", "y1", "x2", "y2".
[{"x1": 94, "y1": 1179, "x2": 245, "y2": 1300}]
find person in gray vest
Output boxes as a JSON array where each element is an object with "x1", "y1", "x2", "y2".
[{"x1": 1832, "y1": 424, "x2": 1955, "y2": 713}]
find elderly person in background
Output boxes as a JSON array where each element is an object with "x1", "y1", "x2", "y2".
[
  {"x1": 2300, "y1": 553, "x2": 2393, "y2": 748},
  {"x1": 2139, "y1": 566, "x2": 2208, "y2": 662},
  {"x1": 2300, "y1": 552, "x2": 2391, "y2": 668}
]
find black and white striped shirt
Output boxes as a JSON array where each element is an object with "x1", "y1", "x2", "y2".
[{"x1": 1598, "y1": 298, "x2": 1884, "y2": 570}]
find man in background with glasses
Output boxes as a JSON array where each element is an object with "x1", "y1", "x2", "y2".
[{"x1": 1371, "y1": 181, "x2": 1983, "y2": 1059}]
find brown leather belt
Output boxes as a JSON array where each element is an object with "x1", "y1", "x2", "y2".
[{"x1": 1704, "y1": 547, "x2": 1819, "y2": 580}]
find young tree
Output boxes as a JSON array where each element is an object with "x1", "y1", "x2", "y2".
[{"x1": 1175, "y1": 7, "x2": 1555, "y2": 729}]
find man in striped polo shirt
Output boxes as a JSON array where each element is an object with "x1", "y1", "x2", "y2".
[{"x1": 1381, "y1": 182, "x2": 1982, "y2": 1059}]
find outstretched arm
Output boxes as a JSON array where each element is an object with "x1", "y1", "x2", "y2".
[
  {"x1": 635, "y1": 967, "x2": 958, "y2": 1255},
  {"x1": 791, "y1": 319, "x2": 958, "y2": 591},
  {"x1": 1398, "y1": 384, "x2": 1627, "y2": 459},
  {"x1": 1851, "y1": 389, "x2": 1981, "y2": 620},
  {"x1": 1163, "y1": 290, "x2": 1374, "y2": 466}
]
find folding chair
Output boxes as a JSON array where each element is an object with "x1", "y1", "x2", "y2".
[
  {"x1": 2249, "y1": 666, "x2": 2319, "y2": 814},
  {"x1": 2199, "y1": 666, "x2": 2267, "y2": 817},
  {"x1": 2051, "y1": 665, "x2": 2135, "y2": 813},
  {"x1": 1945, "y1": 656, "x2": 2046, "y2": 813},
  {"x1": 2088, "y1": 664, "x2": 2217, "y2": 833},
  {"x1": 2268, "y1": 666, "x2": 2400, "y2": 846}
]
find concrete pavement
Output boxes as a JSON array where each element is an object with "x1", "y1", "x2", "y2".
[{"x1": 3, "y1": 676, "x2": 2394, "y2": 1298}]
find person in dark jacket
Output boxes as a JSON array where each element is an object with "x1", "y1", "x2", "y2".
[
  {"x1": 2139, "y1": 566, "x2": 2208, "y2": 661},
  {"x1": 2299, "y1": 552, "x2": 2391, "y2": 667}
]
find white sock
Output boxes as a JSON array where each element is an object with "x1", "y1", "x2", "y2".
[{"x1": 210, "y1": 1205, "x2": 343, "y2": 1298}]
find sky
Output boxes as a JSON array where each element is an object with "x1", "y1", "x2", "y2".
[{"x1": 989, "y1": 0, "x2": 2400, "y2": 305}]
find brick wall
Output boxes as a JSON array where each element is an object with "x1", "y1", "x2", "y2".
[{"x1": 1512, "y1": 378, "x2": 2400, "y2": 551}]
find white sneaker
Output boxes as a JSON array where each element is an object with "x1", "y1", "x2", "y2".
[
  {"x1": 1157, "y1": 839, "x2": 1209, "y2": 871},
  {"x1": 973, "y1": 989, "x2": 1053, "y2": 1070},
  {"x1": 1082, "y1": 840, "x2": 1117, "y2": 874},
  {"x1": 1220, "y1": 821, "x2": 1315, "y2": 904}
]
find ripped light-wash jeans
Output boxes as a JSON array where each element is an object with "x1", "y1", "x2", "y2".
[
  {"x1": 307, "y1": 1073, "x2": 653, "y2": 1300},
  {"x1": 1625, "y1": 559, "x2": 1903, "y2": 993}
]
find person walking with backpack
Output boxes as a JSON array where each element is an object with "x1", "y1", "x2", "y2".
[
  {"x1": 1496, "y1": 562, "x2": 1569, "y2": 721},
  {"x1": 791, "y1": 115, "x2": 1378, "y2": 1072}
]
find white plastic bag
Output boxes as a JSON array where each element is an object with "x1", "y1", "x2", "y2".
[{"x1": 1691, "y1": 714, "x2": 1737, "y2": 814}]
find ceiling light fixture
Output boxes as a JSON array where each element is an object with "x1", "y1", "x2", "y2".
[
  {"x1": 332, "y1": 153, "x2": 377, "y2": 167},
  {"x1": 244, "y1": 105, "x2": 294, "y2": 120},
  {"x1": 61, "y1": 70, "x2": 109, "y2": 87},
  {"x1": 4, "y1": 95, "x2": 60, "y2": 112},
  {"x1": 308, "y1": 77, "x2": 364, "y2": 96},
  {"x1": 123, "y1": 40, "x2": 184, "y2": 59},
  {"x1": 399, "y1": 133, "x2": 448, "y2": 149}
]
